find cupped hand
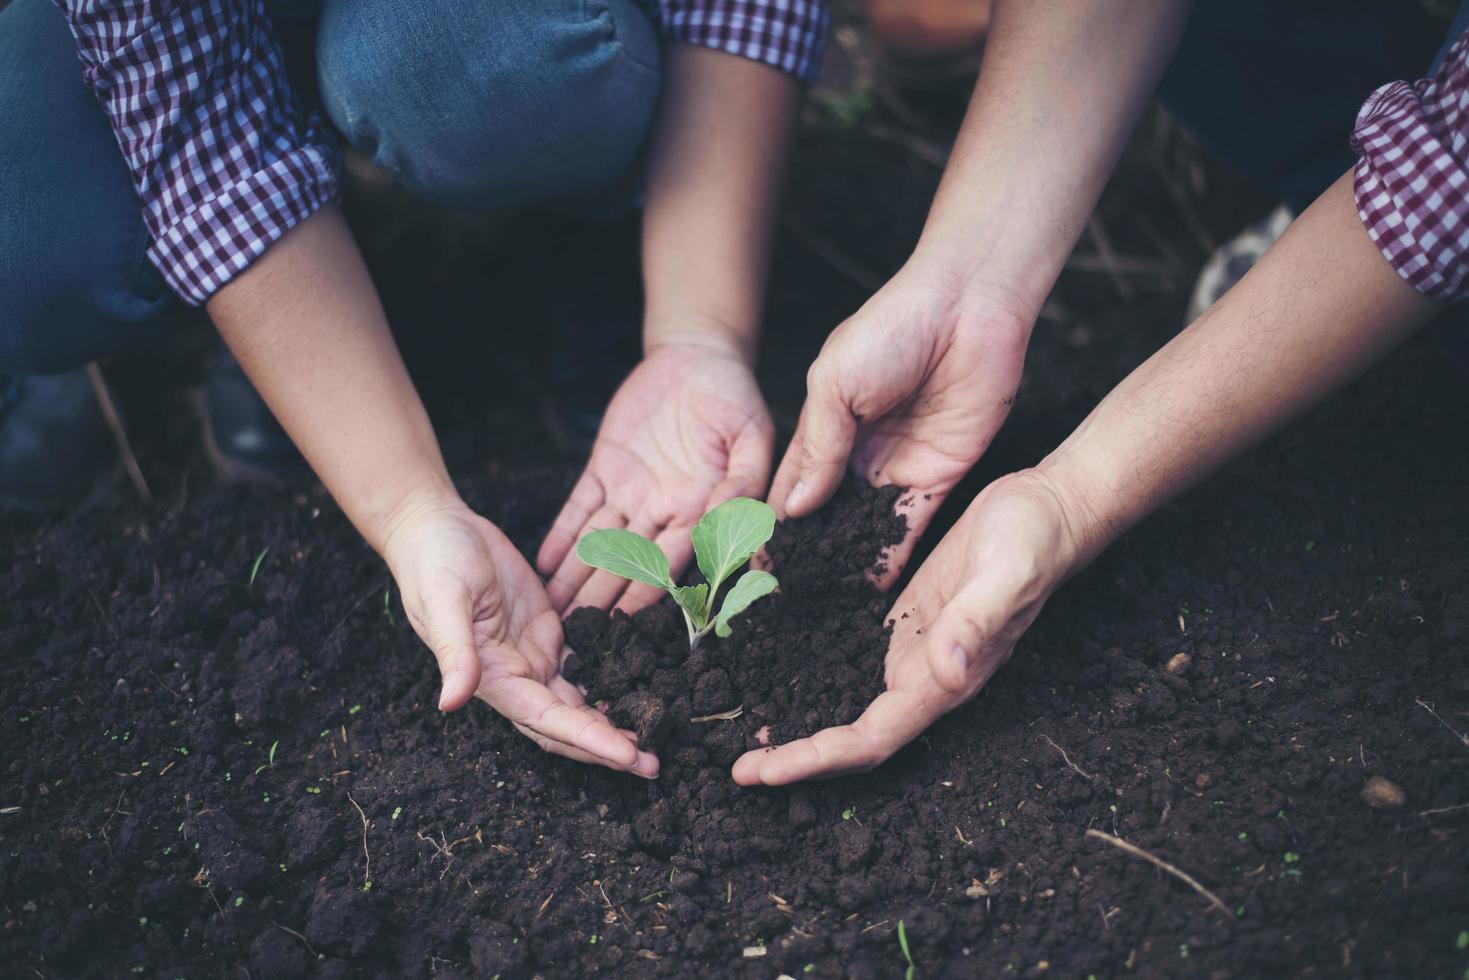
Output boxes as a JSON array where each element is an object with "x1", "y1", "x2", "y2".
[
  {"x1": 771, "y1": 266, "x2": 1033, "y2": 586},
  {"x1": 538, "y1": 340, "x2": 774, "y2": 615},
  {"x1": 732, "y1": 469, "x2": 1085, "y2": 786},
  {"x1": 382, "y1": 499, "x2": 659, "y2": 777}
]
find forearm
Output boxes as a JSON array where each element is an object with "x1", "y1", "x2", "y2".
[
  {"x1": 913, "y1": 0, "x2": 1192, "y2": 319},
  {"x1": 207, "y1": 205, "x2": 458, "y2": 554},
  {"x1": 1040, "y1": 173, "x2": 1440, "y2": 566},
  {"x1": 641, "y1": 44, "x2": 799, "y2": 365}
]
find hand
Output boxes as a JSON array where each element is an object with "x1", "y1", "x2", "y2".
[
  {"x1": 538, "y1": 339, "x2": 775, "y2": 614},
  {"x1": 732, "y1": 470, "x2": 1084, "y2": 785},
  {"x1": 770, "y1": 266, "x2": 1033, "y2": 585},
  {"x1": 382, "y1": 498, "x2": 659, "y2": 777}
]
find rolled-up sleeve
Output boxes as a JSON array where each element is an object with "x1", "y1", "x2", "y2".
[
  {"x1": 657, "y1": 0, "x2": 829, "y2": 86},
  {"x1": 1350, "y1": 32, "x2": 1469, "y2": 302},
  {"x1": 56, "y1": 0, "x2": 340, "y2": 305}
]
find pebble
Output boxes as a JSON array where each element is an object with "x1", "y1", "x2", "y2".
[{"x1": 1361, "y1": 775, "x2": 1406, "y2": 809}]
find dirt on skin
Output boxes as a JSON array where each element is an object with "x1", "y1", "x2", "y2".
[{"x1": 4, "y1": 332, "x2": 1469, "y2": 980}]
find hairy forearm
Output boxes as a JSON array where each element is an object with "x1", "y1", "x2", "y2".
[
  {"x1": 206, "y1": 205, "x2": 458, "y2": 554},
  {"x1": 641, "y1": 45, "x2": 799, "y2": 365},
  {"x1": 914, "y1": 0, "x2": 1192, "y2": 320},
  {"x1": 1040, "y1": 174, "x2": 1440, "y2": 566}
]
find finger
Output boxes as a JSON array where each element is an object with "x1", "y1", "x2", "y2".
[
  {"x1": 418, "y1": 583, "x2": 484, "y2": 712},
  {"x1": 781, "y1": 369, "x2": 859, "y2": 518},
  {"x1": 924, "y1": 575, "x2": 1021, "y2": 694},
  {"x1": 537, "y1": 472, "x2": 605, "y2": 577},
  {"x1": 730, "y1": 689, "x2": 934, "y2": 786},
  {"x1": 615, "y1": 522, "x2": 694, "y2": 616},
  {"x1": 704, "y1": 415, "x2": 776, "y2": 511},
  {"x1": 513, "y1": 721, "x2": 661, "y2": 778},
  {"x1": 483, "y1": 674, "x2": 642, "y2": 768},
  {"x1": 871, "y1": 490, "x2": 950, "y2": 590},
  {"x1": 546, "y1": 506, "x2": 626, "y2": 612},
  {"x1": 570, "y1": 514, "x2": 661, "y2": 613},
  {"x1": 768, "y1": 417, "x2": 808, "y2": 522}
]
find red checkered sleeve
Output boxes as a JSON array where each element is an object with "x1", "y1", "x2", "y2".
[
  {"x1": 658, "y1": 0, "x2": 829, "y2": 85},
  {"x1": 1351, "y1": 32, "x2": 1469, "y2": 302},
  {"x1": 56, "y1": 0, "x2": 340, "y2": 306}
]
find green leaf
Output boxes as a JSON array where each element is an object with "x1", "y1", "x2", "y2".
[
  {"x1": 576, "y1": 529, "x2": 672, "y2": 589},
  {"x1": 671, "y1": 584, "x2": 710, "y2": 630},
  {"x1": 691, "y1": 497, "x2": 776, "y2": 593},
  {"x1": 714, "y1": 570, "x2": 777, "y2": 638}
]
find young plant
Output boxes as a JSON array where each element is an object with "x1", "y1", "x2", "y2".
[{"x1": 576, "y1": 497, "x2": 777, "y2": 650}]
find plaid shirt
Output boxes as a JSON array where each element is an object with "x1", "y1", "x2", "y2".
[
  {"x1": 1352, "y1": 31, "x2": 1469, "y2": 303},
  {"x1": 55, "y1": 0, "x2": 829, "y2": 306}
]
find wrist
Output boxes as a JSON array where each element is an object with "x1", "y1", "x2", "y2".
[
  {"x1": 367, "y1": 474, "x2": 466, "y2": 562},
  {"x1": 643, "y1": 310, "x2": 758, "y2": 368},
  {"x1": 1029, "y1": 452, "x2": 1120, "y2": 577},
  {"x1": 908, "y1": 208, "x2": 1071, "y2": 329}
]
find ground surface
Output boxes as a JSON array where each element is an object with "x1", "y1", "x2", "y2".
[{"x1": 4, "y1": 78, "x2": 1469, "y2": 980}]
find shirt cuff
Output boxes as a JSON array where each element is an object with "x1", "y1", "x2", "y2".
[
  {"x1": 149, "y1": 143, "x2": 341, "y2": 306},
  {"x1": 659, "y1": 0, "x2": 829, "y2": 86},
  {"x1": 1350, "y1": 50, "x2": 1469, "y2": 303}
]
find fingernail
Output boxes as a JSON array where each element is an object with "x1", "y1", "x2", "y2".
[
  {"x1": 785, "y1": 481, "x2": 808, "y2": 514},
  {"x1": 950, "y1": 644, "x2": 968, "y2": 677}
]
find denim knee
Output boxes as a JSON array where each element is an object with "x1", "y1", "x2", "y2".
[
  {"x1": 0, "y1": 0, "x2": 174, "y2": 374},
  {"x1": 316, "y1": 0, "x2": 662, "y2": 210}
]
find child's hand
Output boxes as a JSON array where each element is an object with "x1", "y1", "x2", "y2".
[
  {"x1": 383, "y1": 499, "x2": 659, "y2": 777},
  {"x1": 538, "y1": 340, "x2": 773, "y2": 615}
]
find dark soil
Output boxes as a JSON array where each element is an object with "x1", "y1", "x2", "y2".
[{"x1": 4, "y1": 100, "x2": 1469, "y2": 980}]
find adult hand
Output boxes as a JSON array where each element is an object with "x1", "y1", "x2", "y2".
[
  {"x1": 383, "y1": 498, "x2": 659, "y2": 777},
  {"x1": 771, "y1": 265, "x2": 1033, "y2": 586},
  {"x1": 733, "y1": 469, "x2": 1086, "y2": 785},
  {"x1": 538, "y1": 339, "x2": 774, "y2": 614}
]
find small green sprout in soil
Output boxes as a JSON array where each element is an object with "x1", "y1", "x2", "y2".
[
  {"x1": 382, "y1": 588, "x2": 395, "y2": 627},
  {"x1": 247, "y1": 546, "x2": 269, "y2": 594},
  {"x1": 841, "y1": 807, "x2": 856, "y2": 821},
  {"x1": 1456, "y1": 929, "x2": 1468, "y2": 950},
  {"x1": 897, "y1": 919, "x2": 917, "y2": 979},
  {"x1": 577, "y1": 497, "x2": 778, "y2": 650}
]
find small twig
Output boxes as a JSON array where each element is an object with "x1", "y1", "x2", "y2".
[
  {"x1": 1419, "y1": 802, "x2": 1469, "y2": 817},
  {"x1": 1085, "y1": 829, "x2": 1230, "y2": 917},
  {"x1": 534, "y1": 891, "x2": 556, "y2": 921},
  {"x1": 1084, "y1": 215, "x2": 1136, "y2": 301},
  {"x1": 782, "y1": 215, "x2": 885, "y2": 292},
  {"x1": 347, "y1": 793, "x2": 372, "y2": 888},
  {"x1": 1415, "y1": 699, "x2": 1469, "y2": 750},
  {"x1": 86, "y1": 363, "x2": 152, "y2": 504},
  {"x1": 1041, "y1": 735, "x2": 1094, "y2": 781},
  {"x1": 690, "y1": 706, "x2": 744, "y2": 723},
  {"x1": 272, "y1": 921, "x2": 320, "y2": 958}
]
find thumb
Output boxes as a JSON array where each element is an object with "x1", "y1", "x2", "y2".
[
  {"x1": 783, "y1": 373, "x2": 858, "y2": 517},
  {"x1": 924, "y1": 577, "x2": 1013, "y2": 694},
  {"x1": 417, "y1": 583, "x2": 483, "y2": 711}
]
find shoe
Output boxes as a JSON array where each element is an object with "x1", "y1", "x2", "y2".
[
  {"x1": 201, "y1": 346, "x2": 306, "y2": 483},
  {"x1": 1187, "y1": 204, "x2": 1294, "y2": 321},
  {"x1": 0, "y1": 368, "x2": 114, "y2": 511}
]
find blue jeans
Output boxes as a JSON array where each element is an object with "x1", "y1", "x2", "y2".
[{"x1": 0, "y1": 0, "x2": 662, "y2": 374}]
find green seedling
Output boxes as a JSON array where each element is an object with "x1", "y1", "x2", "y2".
[
  {"x1": 576, "y1": 497, "x2": 778, "y2": 650},
  {"x1": 247, "y1": 546, "x2": 269, "y2": 594},
  {"x1": 897, "y1": 919, "x2": 917, "y2": 979}
]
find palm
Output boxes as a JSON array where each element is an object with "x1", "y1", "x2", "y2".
[
  {"x1": 387, "y1": 507, "x2": 658, "y2": 776},
  {"x1": 540, "y1": 345, "x2": 773, "y2": 614},
  {"x1": 733, "y1": 472, "x2": 1070, "y2": 786},
  {"x1": 771, "y1": 274, "x2": 1029, "y2": 585}
]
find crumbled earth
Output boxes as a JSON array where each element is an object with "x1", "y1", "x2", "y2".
[
  {"x1": 4, "y1": 335, "x2": 1469, "y2": 978},
  {"x1": 4, "y1": 102, "x2": 1469, "y2": 979}
]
